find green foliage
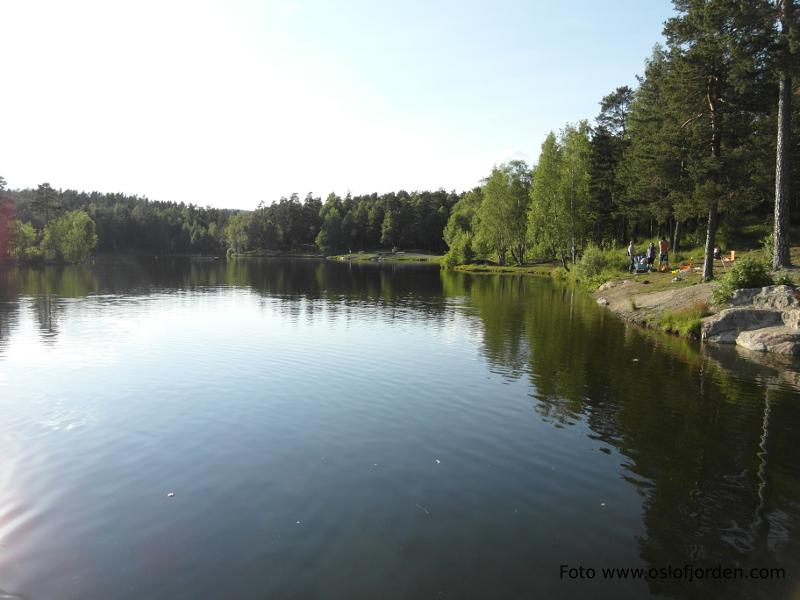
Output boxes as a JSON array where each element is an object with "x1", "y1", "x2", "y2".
[
  {"x1": 32, "y1": 182, "x2": 62, "y2": 226},
  {"x1": 315, "y1": 193, "x2": 347, "y2": 254},
  {"x1": 773, "y1": 271, "x2": 795, "y2": 287},
  {"x1": 440, "y1": 250, "x2": 460, "y2": 269},
  {"x1": 4, "y1": 180, "x2": 458, "y2": 258},
  {"x1": 528, "y1": 133, "x2": 563, "y2": 261},
  {"x1": 225, "y1": 213, "x2": 251, "y2": 254},
  {"x1": 711, "y1": 256, "x2": 774, "y2": 305},
  {"x1": 40, "y1": 210, "x2": 98, "y2": 262},
  {"x1": 528, "y1": 123, "x2": 592, "y2": 266},
  {"x1": 473, "y1": 161, "x2": 531, "y2": 265},
  {"x1": 10, "y1": 221, "x2": 38, "y2": 259},
  {"x1": 574, "y1": 244, "x2": 609, "y2": 280},
  {"x1": 761, "y1": 231, "x2": 774, "y2": 266},
  {"x1": 573, "y1": 243, "x2": 628, "y2": 289},
  {"x1": 442, "y1": 188, "x2": 483, "y2": 266},
  {"x1": 380, "y1": 208, "x2": 398, "y2": 248},
  {"x1": 658, "y1": 302, "x2": 712, "y2": 338}
]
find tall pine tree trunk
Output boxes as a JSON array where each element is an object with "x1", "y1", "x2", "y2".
[
  {"x1": 773, "y1": 0, "x2": 793, "y2": 269},
  {"x1": 702, "y1": 205, "x2": 719, "y2": 281},
  {"x1": 673, "y1": 220, "x2": 680, "y2": 255},
  {"x1": 702, "y1": 86, "x2": 721, "y2": 282}
]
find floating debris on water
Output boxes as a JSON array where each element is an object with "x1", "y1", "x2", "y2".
[
  {"x1": 166, "y1": 492, "x2": 175, "y2": 498},
  {"x1": 415, "y1": 503, "x2": 430, "y2": 515}
]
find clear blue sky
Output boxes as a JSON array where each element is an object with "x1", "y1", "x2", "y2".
[{"x1": 1, "y1": 0, "x2": 676, "y2": 208}]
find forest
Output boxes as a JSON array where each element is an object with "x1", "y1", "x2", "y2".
[
  {"x1": 1, "y1": 0, "x2": 798, "y2": 280},
  {"x1": 444, "y1": 0, "x2": 800, "y2": 280}
]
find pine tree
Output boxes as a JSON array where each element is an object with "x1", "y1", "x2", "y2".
[
  {"x1": 663, "y1": 0, "x2": 775, "y2": 281},
  {"x1": 773, "y1": 0, "x2": 798, "y2": 269}
]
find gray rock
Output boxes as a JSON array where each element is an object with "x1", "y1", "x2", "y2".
[
  {"x1": 736, "y1": 326, "x2": 800, "y2": 355},
  {"x1": 597, "y1": 280, "x2": 627, "y2": 292},
  {"x1": 596, "y1": 297, "x2": 609, "y2": 306},
  {"x1": 782, "y1": 309, "x2": 800, "y2": 330},
  {"x1": 702, "y1": 308, "x2": 783, "y2": 344},
  {"x1": 729, "y1": 285, "x2": 800, "y2": 310}
]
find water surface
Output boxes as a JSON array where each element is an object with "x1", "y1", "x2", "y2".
[{"x1": 1, "y1": 258, "x2": 799, "y2": 599}]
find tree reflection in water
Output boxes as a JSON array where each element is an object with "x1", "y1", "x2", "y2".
[{"x1": 0, "y1": 258, "x2": 798, "y2": 598}]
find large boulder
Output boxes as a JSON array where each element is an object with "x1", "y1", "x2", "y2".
[
  {"x1": 702, "y1": 308, "x2": 783, "y2": 344},
  {"x1": 729, "y1": 285, "x2": 800, "y2": 310},
  {"x1": 736, "y1": 326, "x2": 800, "y2": 355}
]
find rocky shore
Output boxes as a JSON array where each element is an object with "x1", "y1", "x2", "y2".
[
  {"x1": 702, "y1": 285, "x2": 800, "y2": 355},
  {"x1": 594, "y1": 277, "x2": 800, "y2": 357}
]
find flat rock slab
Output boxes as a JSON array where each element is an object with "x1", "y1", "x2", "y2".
[
  {"x1": 736, "y1": 326, "x2": 800, "y2": 355},
  {"x1": 702, "y1": 308, "x2": 783, "y2": 344}
]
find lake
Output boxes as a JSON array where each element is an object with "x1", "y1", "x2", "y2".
[{"x1": 0, "y1": 258, "x2": 798, "y2": 599}]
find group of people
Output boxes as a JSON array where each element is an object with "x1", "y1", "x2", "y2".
[{"x1": 627, "y1": 238, "x2": 670, "y2": 273}]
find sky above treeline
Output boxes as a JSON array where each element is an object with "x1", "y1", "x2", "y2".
[{"x1": 1, "y1": 0, "x2": 676, "y2": 210}]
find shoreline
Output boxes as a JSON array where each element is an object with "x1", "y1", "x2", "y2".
[{"x1": 450, "y1": 261, "x2": 716, "y2": 339}]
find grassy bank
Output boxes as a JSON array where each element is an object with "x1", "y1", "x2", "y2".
[
  {"x1": 231, "y1": 249, "x2": 324, "y2": 258},
  {"x1": 329, "y1": 251, "x2": 442, "y2": 263},
  {"x1": 454, "y1": 263, "x2": 557, "y2": 276}
]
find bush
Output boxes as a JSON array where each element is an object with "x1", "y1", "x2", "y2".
[
  {"x1": 441, "y1": 251, "x2": 460, "y2": 269},
  {"x1": 774, "y1": 271, "x2": 795, "y2": 287},
  {"x1": 574, "y1": 244, "x2": 608, "y2": 280},
  {"x1": 711, "y1": 256, "x2": 774, "y2": 305},
  {"x1": 761, "y1": 232, "x2": 774, "y2": 266},
  {"x1": 574, "y1": 244, "x2": 628, "y2": 289}
]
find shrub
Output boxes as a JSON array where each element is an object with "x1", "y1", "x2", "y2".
[
  {"x1": 441, "y1": 251, "x2": 460, "y2": 269},
  {"x1": 774, "y1": 271, "x2": 795, "y2": 287},
  {"x1": 711, "y1": 256, "x2": 774, "y2": 305},
  {"x1": 574, "y1": 244, "x2": 628, "y2": 289},
  {"x1": 575, "y1": 244, "x2": 608, "y2": 280},
  {"x1": 761, "y1": 231, "x2": 774, "y2": 266}
]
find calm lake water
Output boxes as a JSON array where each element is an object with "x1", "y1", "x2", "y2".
[{"x1": 0, "y1": 258, "x2": 799, "y2": 600}]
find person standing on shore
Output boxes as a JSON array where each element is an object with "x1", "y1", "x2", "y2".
[
  {"x1": 658, "y1": 237, "x2": 670, "y2": 271},
  {"x1": 627, "y1": 240, "x2": 636, "y2": 273},
  {"x1": 646, "y1": 241, "x2": 656, "y2": 267}
]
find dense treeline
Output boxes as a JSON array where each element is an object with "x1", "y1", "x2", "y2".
[
  {"x1": 0, "y1": 179, "x2": 234, "y2": 259},
  {"x1": 226, "y1": 190, "x2": 460, "y2": 255},
  {"x1": 444, "y1": 0, "x2": 800, "y2": 280},
  {"x1": 0, "y1": 176, "x2": 461, "y2": 261}
]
